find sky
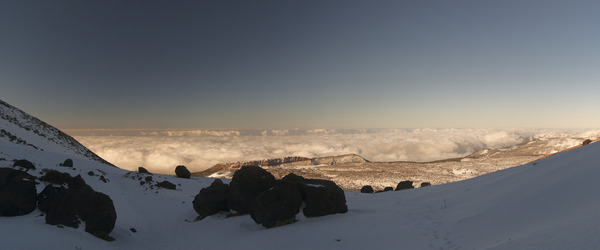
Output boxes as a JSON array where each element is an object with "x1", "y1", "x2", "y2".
[{"x1": 1, "y1": 0, "x2": 599, "y2": 130}]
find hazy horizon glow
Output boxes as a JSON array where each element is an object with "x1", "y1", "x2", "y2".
[
  {"x1": 0, "y1": 1, "x2": 599, "y2": 129},
  {"x1": 72, "y1": 128, "x2": 600, "y2": 174}
]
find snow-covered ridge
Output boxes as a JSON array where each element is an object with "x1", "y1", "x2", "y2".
[{"x1": 0, "y1": 99, "x2": 113, "y2": 166}]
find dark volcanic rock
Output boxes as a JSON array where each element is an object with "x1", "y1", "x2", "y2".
[
  {"x1": 300, "y1": 179, "x2": 347, "y2": 217},
  {"x1": 138, "y1": 167, "x2": 151, "y2": 174},
  {"x1": 0, "y1": 168, "x2": 37, "y2": 216},
  {"x1": 582, "y1": 139, "x2": 592, "y2": 146},
  {"x1": 38, "y1": 175, "x2": 117, "y2": 240},
  {"x1": 384, "y1": 187, "x2": 394, "y2": 192},
  {"x1": 360, "y1": 185, "x2": 374, "y2": 193},
  {"x1": 60, "y1": 158, "x2": 73, "y2": 167},
  {"x1": 282, "y1": 173, "x2": 306, "y2": 183},
  {"x1": 193, "y1": 179, "x2": 230, "y2": 218},
  {"x1": 12, "y1": 159, "x2": 35, "y2": 170},
  {"x1": 157, "y1": 181, "x2": 176, "y2": 190},
  {"x1": 251, "y1": 180, "x2": 302, "y2": 228},
  {"x1": 175, "y1": 165, "x2": 191, "y2": 179},
  {"x1": 228, "y1": 166, "x2": 276, "y2": 214},
  {"x1": 395, "y1": 181, "x2": 414, "y2": 191},
  {"x1": 37, "y1": 184, "x2": 67, "y2": 214},
  {"x1": 40, "y1": 170, "x2": 72, "y2": 185},
  {"x1": 420, "y1": 182, "x2": 431, "y2": 187}
]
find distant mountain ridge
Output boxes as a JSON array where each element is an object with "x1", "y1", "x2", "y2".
[
  {"x1": 0, "y1": 99, "x2": 114, "y2": 166},
  {"x1": 193, "y1": 154, "x2": 369, "y2": 177}
]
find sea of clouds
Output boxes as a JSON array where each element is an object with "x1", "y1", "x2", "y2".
[{"x1": 70, "y1": 128, "x2": 599, "y2": 174}]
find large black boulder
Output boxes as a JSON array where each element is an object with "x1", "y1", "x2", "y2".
[
  {"x1": 175, "y1": 165, "x2": 191, "y2": 179},
  {"x1": 193, "y1": 179, "x2": 230, "y2": 218},
  {"x1": 0, "y1": 168, "x2": 37, "y2": 216},
  {"x1": 360, "y1": 185, "x2": 374, "y2": 193},
  {"x1": 37, "y1": 184, "x2": 67, "y2": 214},
  {"x1": 582, "y1": 139, "x2": 592, "y2": 146},
  {"x1": 395, "y1": 180, "x2": 414, "y2": 191},
  {"x1": 300, "y1": 179, "x2": 348, "y2": 217},
  {"x1": 12, "y1": 159, "x2": 35, "y2": 170},
  {"x1": 38, "y1": 175, "x2": 117, "y2": 240},
  {"x1": 251, "y1": 180, "x2": 302, "y2": 228},
  {"x1": 228, "y1": 166, "x2": 276, "y2": 214}
]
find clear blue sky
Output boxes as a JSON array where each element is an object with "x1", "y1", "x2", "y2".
[{"x1": 1, "y1": 0, "x2": 598, "y2": 129}]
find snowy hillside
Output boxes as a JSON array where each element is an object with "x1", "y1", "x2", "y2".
[
  {"x1": 0, "y1": 100, "x2": 113, "y2": 166},
  {"x1": 2, "y1": 101, "x2": 600, "y2": 249}
]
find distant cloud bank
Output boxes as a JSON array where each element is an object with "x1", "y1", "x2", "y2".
[{"x1": 72, "y1": 128, "x2": 600, "y2": 174}]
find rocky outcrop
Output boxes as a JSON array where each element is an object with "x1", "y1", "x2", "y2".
[
  {"x1": 193, "y1": 179, "x2": 230, "y2": 218},
  {"x1": 582, "y1": 139, "x2": 593, "y2": 146},
  {"x1": 228, "y1": 166, "x2": 276, "y2": 214},
  {"x1": 37, "y1": 175, "x2": 117, "y2": 241},
  {"x1": 421, "y1": 182, "x2": 431, "y2": 187},
  {"x1": 0, "y1": 168, "x2": 37, "y2": 216},
  {"x1": 251, "y1": 180, "x2": 302, "y2": 228},
  {"x1": 175, "y1": 165, "x2": 191, "y2": 179}
]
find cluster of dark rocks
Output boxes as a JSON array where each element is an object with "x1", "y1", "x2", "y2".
[
  {"x1": 193, "y1": 166, "x2": 348, "y2": 228},
  {"x1": 360, "y1": 181, "x2": 431, "y2": 193},
  {"x1": 0, "y1": 159, "x2": 117, "y2": 241},
  {"x1": 134, "y1": 167, "x2": 177, "y2": 190}
]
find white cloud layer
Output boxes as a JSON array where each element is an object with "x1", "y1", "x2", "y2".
[{"x1": 73, "y1": 128, "x2": 600, "y2": 174}]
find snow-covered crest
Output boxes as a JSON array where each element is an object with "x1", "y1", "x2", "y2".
[{"x1": 0, "y1": 99, "x2": 113, "y2": 166}]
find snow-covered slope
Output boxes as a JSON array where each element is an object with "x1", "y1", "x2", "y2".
[
  {"x1": 0, "y1": 99, "x2": 113, "y2": 166},
  {"x1": 1, "y1": 100, "x2": 600, "y2": 249}
]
